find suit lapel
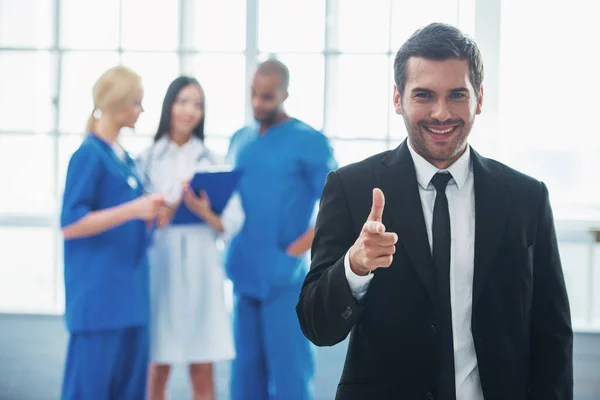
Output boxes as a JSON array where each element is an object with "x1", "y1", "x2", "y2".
[
  {"x1": 471, "y1": 149, "x2": 511, "y2": 308},
  {"x1": 375, "y1": 141, "x2": 437, "y2": 304}
]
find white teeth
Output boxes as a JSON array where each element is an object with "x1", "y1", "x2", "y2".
[{"x1": 428, "y1": 127, "x2": 454, "y2": 134}]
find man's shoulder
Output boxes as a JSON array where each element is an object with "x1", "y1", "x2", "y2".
[
  {"x1": 288, "y1": 118, "x2": 317, "y2": 131},
  {"x1": 481, "y1": 155, "x2": 537, "y2": 182},
  {"x1": 228, "y1": 125, "x2": 259, "y2": 156},
  {"x1": 335, "y1": 150, "x2": 391, "y2": 181},
  {"x1": 289, "y1": 119, "x2": 327, "y2": 140},
  {"x1": 231, "y1": 125, "x2": 255, "y2": 140},
  {"x1": 477, "y1": 153, "x2": 546, "y2": 199}
]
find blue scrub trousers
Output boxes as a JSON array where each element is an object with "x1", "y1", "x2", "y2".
[
  {"x1": 61, "y1": 326, "x2": 148, "y2": 400},
  {"x1": 231, "y1": 283, "x2": 315, "y2": 400}
]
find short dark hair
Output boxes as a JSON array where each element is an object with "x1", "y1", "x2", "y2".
[
  {"x1": 393, "y1": 23, "x2": 484, "y2": 97},
  {"x1": 154, "y1": 76, "x2": 205, "y2": 142},
  {"x1": 256, "y1": 58, "x2": 290, "y2": 91}
]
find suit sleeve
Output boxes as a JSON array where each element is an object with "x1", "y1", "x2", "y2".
[
  {"x1": 529, "y1": 182, "x2": 573, "y2": 399},
  {"x1": 296, "y1": 170, "x2": 362, "y2": 347}
]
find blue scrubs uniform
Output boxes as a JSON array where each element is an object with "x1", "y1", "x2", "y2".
[
  {"x1": 60, "y1": 134, "x2": 150, "y2": 400},
  {"x1": 226, "y1": 119, "x2": 337, "y2": 399}
]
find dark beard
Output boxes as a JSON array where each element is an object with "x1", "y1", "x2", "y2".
[
  {"x1": 256, "y1": 108, "x2": 279, "y2": 125},
  {"x1": 403, "y1": 117, "x2": 472, "y2": 165}
]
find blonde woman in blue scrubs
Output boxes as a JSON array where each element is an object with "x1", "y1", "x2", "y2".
[{"x1": 60, "y1": 66, "x2": 166, "y2": 399}]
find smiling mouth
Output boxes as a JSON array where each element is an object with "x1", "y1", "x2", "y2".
[{"x1": 424, "y1": 124, "x2": 460, "y2": 136}]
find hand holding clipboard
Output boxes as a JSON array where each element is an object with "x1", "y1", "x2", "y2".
[
  {"x1": 182, "y1": 188, "x2": 213, "y2": 220},
  {"x1": 171, "y1": 169, "x2": 243, "y2": 225}
]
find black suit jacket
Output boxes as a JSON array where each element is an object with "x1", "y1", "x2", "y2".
[{"x1": 296, "y1": 141, "x2": 573, "y2": 400}]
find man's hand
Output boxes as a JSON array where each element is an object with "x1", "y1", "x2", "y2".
[{"x1": 348, "y1": 188, "x2": 398, "y2": 276}]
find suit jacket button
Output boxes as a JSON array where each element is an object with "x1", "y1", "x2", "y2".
[
  {"x1": 426, "y1": 392, "x2": 434, "y2": 400},
  {"x1": 341, "y1": 306, "x2": 352, "y2": 320}
]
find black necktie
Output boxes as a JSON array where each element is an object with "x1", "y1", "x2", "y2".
[{"x1": 431, "y1": 172, "x2": 456, "y2": 399}]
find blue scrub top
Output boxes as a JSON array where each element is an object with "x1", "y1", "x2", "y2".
[
  {"x1": 225, "y1": 118, "x2": 337, "y2": 299},
  {"x1": 61, "y1": 134, "x2": 150, "y2": 333}
]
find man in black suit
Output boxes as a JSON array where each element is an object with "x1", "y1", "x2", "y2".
[{"x1": 296, "y1": 23, "x2": 573, "y2": 400}]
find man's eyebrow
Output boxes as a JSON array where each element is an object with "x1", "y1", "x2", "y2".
[
  {"x1": 411, "y1": 87, "x2": 434, "y2": 94},
  {"x1": 450, "y1": 87, "x2": 470, "y2": 93}
]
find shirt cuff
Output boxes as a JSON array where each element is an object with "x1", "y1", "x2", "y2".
[{"x1": 344, "y1": 251, "x2": 374, "y2": 301}]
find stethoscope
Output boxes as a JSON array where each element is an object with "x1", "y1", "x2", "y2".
[
  {"x1": 89, "y1": 134, "x2": 153, "y2": 259},
  {"x1": 89, "y1": 134, "x2": 142, "y2": 193}
]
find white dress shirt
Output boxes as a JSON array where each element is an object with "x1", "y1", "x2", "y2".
[{"x1": 344, "y1": 141, "x2": 483, "y2": 399}]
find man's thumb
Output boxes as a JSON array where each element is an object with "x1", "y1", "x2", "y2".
[{"x1": 368, "y1": 188, "x2": 385, "y2": 222}]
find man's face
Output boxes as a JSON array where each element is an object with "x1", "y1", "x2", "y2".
[
  {"x1": 393, "y1": 57, "x2": 483, "y2": 168},
  {"x1": 251, "y1": 73, "x2": 288, "y2": 124}
]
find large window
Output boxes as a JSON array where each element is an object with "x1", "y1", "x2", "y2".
[
  {"x1": 258, "y1": 0, "x2": 465, "y2": 164},
  {"x1": 497, "y1": 0, "x2": 600, "y2": 216},
  {"x1": 0, "y1": 0, "x2": 248, "y2": 313},
  {"x1": 1, "y1": 0, "x2": 598, "y2": 329},
  {"x1": 497, "y1": 0, "x2": 600, "y2": 329}
]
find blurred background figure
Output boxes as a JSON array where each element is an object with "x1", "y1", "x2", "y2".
[
  {"x1": 225, "y1": 59, "x2": 337, "y2": 400},
  {"x1": 139, "y1": 76, "x2": 243, "y2": 400},
  {"x1": 60, "y1": 66, "x2": 164, "y2": 399},
  {"x1": 0, "y1": 1, "x2": 598, "y2": 399}
]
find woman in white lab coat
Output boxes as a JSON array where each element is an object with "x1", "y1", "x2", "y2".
[{"x1": 139, "y1": 76, "x2": 243, "y2": 400}]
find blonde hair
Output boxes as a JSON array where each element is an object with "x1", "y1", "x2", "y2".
[{"x1": 85, "y1": 65, "x2": 142, "y2": 133}]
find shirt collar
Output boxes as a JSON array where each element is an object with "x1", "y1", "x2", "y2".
[
  {"x1": 155, "y1": 135, "x2": 203, "y2": 157},
  {"x1": 407, "y1": 139, "x2": 472, "y2": 190}
]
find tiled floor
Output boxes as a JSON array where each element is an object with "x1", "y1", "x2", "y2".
[
  {"x1": 0, "y1": 314, "x2": 347, "y2": 399},
  {"x1": 0, "y1": 314, "x2": 598, "y2": 399}
]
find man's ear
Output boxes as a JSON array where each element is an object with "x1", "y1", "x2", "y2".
[
  {"x1": 476, "y1": 85, "x2": 484, "y2": 115},
  {"x1": 393, "y1": 85, "x2": 403, "y2": 115}
]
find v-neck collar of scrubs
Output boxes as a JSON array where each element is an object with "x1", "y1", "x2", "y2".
[
  {"x1": 87, "y1": 133, "x2": 141, "y2": 191},
  {"x1": 255, "y1": 117, "x2": 296, "y2": 137}
]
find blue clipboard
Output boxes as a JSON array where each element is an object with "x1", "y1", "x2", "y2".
[{"x1": 172, "y1": 169, "x2": 243, "y2": 225}]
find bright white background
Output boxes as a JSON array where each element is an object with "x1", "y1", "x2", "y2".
[{"x1": 0, "y1": 0, "x2": 598, "y2": 329}]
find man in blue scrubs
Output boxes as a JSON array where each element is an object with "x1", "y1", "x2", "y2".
[{"x1": 226, "y1": 59, "x2": 337, "y2": 399}]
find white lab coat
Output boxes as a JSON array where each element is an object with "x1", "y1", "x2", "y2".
[{"x1": 138, "y1": 136, "x2": 243, "y2": 364}]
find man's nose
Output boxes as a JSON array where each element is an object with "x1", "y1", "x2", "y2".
[{"x1": 431, "y1": 99, "x2": 451, "y2": 122}]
